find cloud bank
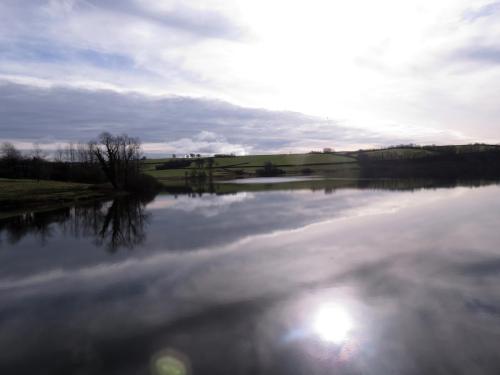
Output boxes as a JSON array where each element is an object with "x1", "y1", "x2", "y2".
[
  {"x1": 0, "y1": 0, "x2": 499, "y2": 152},
  {"x1": 0, "y1": 81, "x2": 470, "y2": 155}
]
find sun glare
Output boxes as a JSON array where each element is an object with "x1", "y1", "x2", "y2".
[{"x1": 313, "y1": 303, "x2": 354, "y2": 344}]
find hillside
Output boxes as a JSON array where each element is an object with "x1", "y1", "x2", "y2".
[{"x1": 143, "y1": 144, "x2": 500, "y2": 186}]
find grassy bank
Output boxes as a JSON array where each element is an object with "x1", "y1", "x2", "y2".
[{"x1": 0, "y1": 178, "x2": 116, "y2": 215}]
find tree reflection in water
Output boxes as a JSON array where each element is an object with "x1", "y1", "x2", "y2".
[
  {"x1": 95, "y1": 196, "x2": 149, "y2": 252},
  {"x1": 0, "y1": 194, "x2": 154, "y2": 252},
  {"x1": 0, "y1": 208, "x2": 68, "y2": 246}
]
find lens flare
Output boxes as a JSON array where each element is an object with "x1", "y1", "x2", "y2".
[
  {"x1": 151, "y1": 350, "x2": 190, "y2": 375},
  {"x1": 313, "y1": 303, "x2": 353, "y2": 344}
]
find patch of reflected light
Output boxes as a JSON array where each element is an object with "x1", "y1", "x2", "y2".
[
  {"x1": 151, "y1": 349, "x2": 191, "y2": 375},
  {"x1": 147, "y1": 198, "x2": 176, "y2": 210},
  {"x1": 312, "y1": 303, "x2": 353, "y2": 344}
]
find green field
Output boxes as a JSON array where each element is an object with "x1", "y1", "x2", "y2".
[
  {"x1": 143, "y1": 144, "x2": 500, "y2": 186},
  {"x1": 145, "y1": 152, "x2": 355, "y2": 168},
  {"x1": 142, "y1": 147, "x2": 434, "y2": 184},
  {"x1": 351, "y1": 147, "x2": 437, "y2": 159},
  {"x1": 0, "y1": 178, "x2": 114, "y2": 214},
  {"x1": 144, "y1": 152, "x2": 360, "y2": 183}
]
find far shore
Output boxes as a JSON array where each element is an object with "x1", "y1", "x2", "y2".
[{"x1": 3, "y1": 143, "x2": 500, "y2": 216}]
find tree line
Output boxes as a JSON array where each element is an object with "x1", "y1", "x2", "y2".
[
  {"x1": 358, "y1": 147, "x2": 500, "y2": 179},
  {"x1": 0, "y1": 132, "x2": 161, "y2": 193}
]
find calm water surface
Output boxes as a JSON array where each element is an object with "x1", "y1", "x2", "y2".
[
  {"x1": 224, "y1": 176, "x2": 321, "y2": 184},
  {"x1": 2, "y1": 179, "x2": 500, "y2": 374}
]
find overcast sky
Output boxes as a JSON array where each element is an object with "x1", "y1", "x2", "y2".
[{"x1": 1, "y1": 0, "x2": 499, "y2": 155}]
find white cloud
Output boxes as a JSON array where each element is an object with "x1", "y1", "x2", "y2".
[
  {"x1": 1, "y1": 0, "x2": 499, "y2": 148},
  {"x1": 0, "y1": 81, "x2": 476, "y2": 155},
  {"x1": 153, "y1": 131, "x2": 251, "y2": 156}
]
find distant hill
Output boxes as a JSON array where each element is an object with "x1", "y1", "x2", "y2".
[{"x1": 143, "y1": 144, "x2": 500, "y2": 186}]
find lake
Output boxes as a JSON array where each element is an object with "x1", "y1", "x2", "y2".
[{"x1": 1, "y1": 178, "x2": 500, "y2": 374}]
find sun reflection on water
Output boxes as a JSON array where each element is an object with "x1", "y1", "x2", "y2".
[
  {"x1": 312, "y1": 303, "x2": 354, "y2": 344},
  {"x1": 279, "y1": 299, "x2": 361, "y2": 367}
]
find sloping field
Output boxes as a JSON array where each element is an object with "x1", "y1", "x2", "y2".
[
  {"x1": 143, "y1": 144, "x2": 500, "y2": 184},
  {"x1": 144, "y1": 152, "x2": 359, "y2": 181}
]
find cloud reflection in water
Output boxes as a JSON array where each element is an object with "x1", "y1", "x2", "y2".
[{"x1": 1, "y1": 183, "x2": 500, "y2": 374}]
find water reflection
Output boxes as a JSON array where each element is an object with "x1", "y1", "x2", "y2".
[
  {"x1": 0, "y1": 194, "x2": 153, "y2": 252},
  {"x1": 312, "y1": 303, "x2": 354, "y2": 344},
  {"x1": 92, "y1": 197, "x2": 149, "y2": 252},
  {"x1": 168, "y1": 177, "x2": 499, "y2": 196},
  {"x1": 1, "y1": 178, "x2": 498, "y2": 252},
  {"x1": 2, "y1": 180, "x2": 500, "y2": 374},
  {"x1": 0, "y1": 207, "x2": 68, "y2": 245}
]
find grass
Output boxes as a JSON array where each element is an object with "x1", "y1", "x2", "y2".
[
  {"x1": 0, "y1": 178, "x2": 115, "y2": 214},
  {"x1": 145, "y1": 152, "x2": 356, "y2": 168},
  {"x1": 144, "y1": 152, "x2": 360, "y2": 183},
  {"x1": 353, "y1": 147, "x2": 437, "y2": 159},
  {"x1": 144, "y1": 144, "x2": 500, "y2": 187},
  {"x1": 209, "y1": 153, "x2": 355, "y2": 167}
]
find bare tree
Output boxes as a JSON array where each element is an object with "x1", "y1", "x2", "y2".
[
  {"x1": 54, "y1": 147, "x2": 65, "y2": 162},
  {"x1": 31, "y1": 142, "x2": 47, "y2": 161},
  {"x1": 30, "y1": 142, "x2": 47, "y2": 181},
  {"x1": 66, "y1": 142, "x2": 76, "y2": 163},
  {"x1": 89, "y1": 132, "x2": 142, "y2": 189},
  {"x1": 76, "y1": 141, "x2": 94, "y2": 164},
  {"x1": 0, "y1": 142, "x2": 22, "y2": 161}
]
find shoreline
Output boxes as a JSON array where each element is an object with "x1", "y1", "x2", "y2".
[{"x1": 0, "y1": 179, "x2": 120, "y2": 218}]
